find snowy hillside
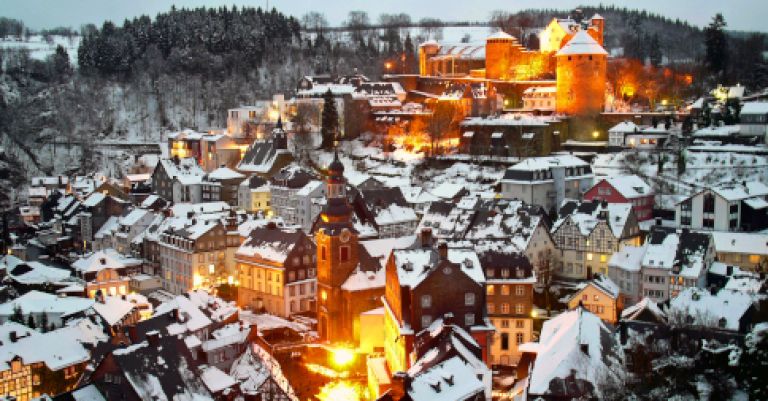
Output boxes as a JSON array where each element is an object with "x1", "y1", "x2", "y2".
[{"x1": 0, "y1": 35, "x2": 80, "y2": 64}]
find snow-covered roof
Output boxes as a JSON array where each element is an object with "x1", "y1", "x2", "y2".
[
  {"x1": 668, "y1": 288, "x2": 754, "y2": 331},
  {"x1": 642, "y1": 232, "x2": 679, "y2": 269},
  {"x1": 93, "y1": 297, "x2": 136, "y2": 326},
  {"x1": 361, "y1": 236, "x2": 417, "y2": 269},
  {"x1": 82, "y1": 192, "x2": 106, "y2": 207},
  {"x1": 200, "y1": 365, "x2": 237, "y2": 393},
  {"x1": 392, "y1": 248, "x2": 484, "y2": 288},
  {"x1": 712, "y1": 232, "x2": 768, "y2": 255},
  {"x1": 621, "y1": 297, "x2": 666, "y2": 321},
  {"x1": 573, "y1": 274, "x2": 620, "y2": 299},
  {"x1": 72, "y1": 249, "x2": 142, "y2": 274},
  {"x1": 608, "y1": 244, "x2": 646, "y2": 272},
  {"x1": 487, "y1": 30, "x2": 515, "y2": 40},
  {"x1": 522, "y1": 308, "x2": 621, "y2": 397},
  {"x1": 229, "y1": 344, "x2": 298, "y2": 400},
  {"x1": 0, "y1": 326, "x2": 90, "y2": 372},
  {"x1": 553, "y1": 201, "x2": 633, "y2": 238},
  {"x1": 598, "y1": 175, "x2": 653, "y2": 199},
  {"x1": 158, "y1": 157, "x2": 206, "y2": 186},
  {"x1": 121, "y1": 208, "x2": 152, "y2": 227},
  {"x1": 207, "y1": 167, "x2": 245, "y2": 181},
  {"x1": 341, "y1": 267, "x2": 385, "y2": 292},
  {"x1": 407, "y1": 355, "x2": 485, "y2": 401},
  {"x1": 374, "y1": 204, "x2": 418, "y2": 226},
  {"x1": 461, "y1": 114, "x2": 551, "y2": 128},
  {"x1": 740, "y1": 102, "x2": 768, "y2": 115},
  {"x1": 0, "y1": 291, "x2": 94, "y2": 318},
  {"x1": 429, "y1": 182, "x2": 466, "y2": 200},
  {"x1": 556, "y1": 30, "x2": 608, "y2": 56},
  {"x1": 2, "y1": 256, "x2": 72, "y2": 285},
  {"x1": 140, "y1": 194, "x2": 161, "y2": 208},
  {"x1": 710, "y1": 181, "x2": 768, "y2": 202},
  {"x1": 508, "y1": 154, "x2": 589, "y2": 172}
]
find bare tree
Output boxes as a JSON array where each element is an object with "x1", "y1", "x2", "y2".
[
  {"x1": 291, "y1": 103, "x2": 317, "y2": 167},
  {"x1": 301, "y1": 12, "x2": 328, "y2": 32},
  {"x1": 426, "y1": 101, "x2": 459, "y2": 157}
]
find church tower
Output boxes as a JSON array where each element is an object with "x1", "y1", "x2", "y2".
[{"x1": 316, "y1": 151, "x2": 359, "y2": 343}]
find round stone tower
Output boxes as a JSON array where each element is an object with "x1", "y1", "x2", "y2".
[
  {"x1": 555, "y1": 30, "x2": 608, "y2": 116},
  {"x1": 485, "y1": 31, "x2": 517, "y2": 81}
]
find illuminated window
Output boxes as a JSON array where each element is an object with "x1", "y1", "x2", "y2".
[
  {"x1": 515, "y1": 286, "x2": 525, "y2": 296},
  {"x1": 587, "y1": 253, "x2": 594, "y2": 261},
  {"x1": 501, "y1": 285, "x2": 510, "y2": 295},
  {"x1": 339, "y1": 246, "x2": 350, "y2": 262},
  {"x1": 501, "y1": 303, "x2": 510, "y2": 313},
  {"x1": 487, "y1": 285, "x2": 495, "y2": 295},
  {"x1": 750, "y1": 255, "x2": 761, "y2": 264},
  {"x1": 321, "y1": 246, "x2": 327, "y2": 261},
  {"x1": 487, "y1": 303, "x2": 495, "y2": 314},
  {"x1": 600, "y1": 254, "x2": 608, "y2": 263}
]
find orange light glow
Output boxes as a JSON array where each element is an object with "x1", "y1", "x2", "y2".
[{"x1": 316, "y1": 381, "x2": 364, "y2": 401}]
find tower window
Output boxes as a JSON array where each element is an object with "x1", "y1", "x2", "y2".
[
  {"x1": 340, "y1": 246, "x2": 350, "y2": 262},
  {"x1": 321, "y1": 246, "x2": 327, "y2": 261}
]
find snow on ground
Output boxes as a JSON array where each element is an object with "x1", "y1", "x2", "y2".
[{"x1": 0, "y1": 35, "x2": 81, "y2": 64}]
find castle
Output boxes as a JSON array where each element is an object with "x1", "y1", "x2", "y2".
[{"x1": 417, "y1": 11, "x2": 607, "y2": 117}]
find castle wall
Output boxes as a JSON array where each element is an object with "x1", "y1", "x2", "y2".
[{"x1": 556, "y1": 53, "x2": 606, "y2": 116}]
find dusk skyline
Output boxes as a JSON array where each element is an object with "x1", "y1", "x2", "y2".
[{"x1": 3, "y1": 0, "x2": 767, "y2": 32}]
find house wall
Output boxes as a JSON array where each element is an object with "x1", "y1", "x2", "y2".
[
  {"x1": 676, "y1": 191, "x2": 736, "y2": 232},
  {"x1": 567, "y1": 285, "x2": 618, "y2": 324},
  {"x1": 608, "y1": 264, "x2": 641, "y2": 306}
]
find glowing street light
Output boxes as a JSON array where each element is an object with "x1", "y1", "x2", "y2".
[
  {"x1": 592, "y1": 131, "x2": 600, "y2": 139},
  {"x1": 331, "y1": 347, "x2": 355, "y2": 368},
  {"x1": 385, "y1": 61, "x2": 393, "y2": 71}
]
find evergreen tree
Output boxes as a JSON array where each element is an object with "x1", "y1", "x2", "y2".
[
  {"x1": 10, "y1": 305, "x2": 23, "y2": 324},
  {"x1": 704, "y1": 14, "x2": 728, "y2": 77},
  {"x1": 648, "y1": 33, "x2": 662, "y2": 67},
  {"x1": 677, "y1": 149, "x2": 687, "y2": 176},
  {"x1": 52, "y1": 45, "x2": 72, "y2": 79},
  {"x1": 27, "y1": 314, "x2": 36, "y2": 330},
  {"x1": 320, "y1": 89, "x2": 339, "y2": 150},
  {"x1": 40, "y1": 313, "x2": 49, "y2": 333}
]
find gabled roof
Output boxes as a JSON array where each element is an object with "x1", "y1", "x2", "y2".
[
  {"x1": 236, "y1": 225, "x2": 311, "y2": 264},
  {"x1": 667, "y1": 288, "x2": 754, "y2": 331},
  {"x1": 556, "y1": 29, "x2": 608, "y2": 56},
  {"x1": 521, "y1": 308, "x2": 622, "y2": 398},
  {"x1": 596, "y1": 175, "x2": 653, "y2": 199},
  {"x1": 553, "y1": 200, "x2": 634, "y2": 238},
  {"x1": 392, "y1": 248, "x2": 484, "y2": 289},
  {"x1": 621, "y1": 297, "x2": 666, "y2": 323},
  {"x1": 72, "y1": 249, "x2": 142, "y2": 274}
]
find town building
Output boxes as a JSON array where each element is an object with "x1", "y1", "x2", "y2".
[
  {"x1": 566, "y1": 274, "x2": 622, "y2": 324},
  {"x1": 607, "y1": 244, "x2": 646, "y2": 306},
  {"x1": 479, "y1": 249, "x2": 536, "y2": 366},
  {"x1": 738, "y1": 102, "x2": 768, "y2": 140},
  {"x1": 382, "y1": 240, "x2": 492, "y2": 375},
  {"x1": 500, "y1": 155, "x2": 594, "y2": 213},
  {"x1": 236, "y1": 223, "x2": 317, "y2": 317},
  {"x1": 315, "y1": 153, "x2": 385, "y2": 344},
  {"x1": 268, "y1": 166, "x2": 320, "y2": 230},
  {"x1": 72, "y1": 249, "x2": 143, "y2": 298},
  {"x1": 552, "y1": 200, "x2": 642, "y2": 279},
  {"x1": 675, "y1": 181, "x2": 768, "y2": 232},
  {"x1": 206, "y1": 167, "x2": 245, "y2": 207},
  {"x1": 711, "y1": 231, "x2": 768, "y2": 272},
  {"x1": 584, "y1": 175, "x2": 655, "y2": 221},
  {"x1": 237, "y1": 175, "x2": 271, "y2": 215},
  {"x1": 151, "y1": 157, "x2": 212, "y2": 204},
  {"x1": 517, "y1": 307, "x2": 623, "y2": 401},
  {"x1": 236, "y1": 119, "x2": 294, "y2": 178}
]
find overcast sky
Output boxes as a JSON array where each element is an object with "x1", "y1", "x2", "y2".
[{"x1": 3, "y1": 0, "x2": 766, "y2": 32}]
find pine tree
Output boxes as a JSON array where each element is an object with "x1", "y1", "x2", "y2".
[
  {"x1": 27, "y1": 314, "x2": 36, "y2": 330},
  {"x1": 10, "y1": 305, "x2": 23, "y2": 324},
  {"x1": 704, "y1": 14, "x2": 728, "y2": 77},
  {"x1": 648, "y1": 33, "x2": 662, "y2": 67},
  {"x1": 52, "y1": 45, "x2": 72, "y2": 79},
  {"x1": 40, "y1": 313, "x2": 49, "y2": 333},
  {"x1": 320, "y1": 89, "x2": 339, "y2": 149}
]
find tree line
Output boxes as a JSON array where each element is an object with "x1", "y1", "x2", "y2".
[{"x1": 77, "y1": 6, "x2": 301, "y2": 77}]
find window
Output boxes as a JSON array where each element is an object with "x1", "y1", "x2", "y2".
[
  {"x1": 465, "y1": 292, "x2": 476, "y2": 306},
  {"x1": 501, "y1": 303, "x2": 510, "y2": 314},
  {"x1": 516, "y1": 319, "x2": 524, "y2": 329},
  {"x1": 486, "y1": 268, "x2": 495, "y2": 278},
  {"x1": 730, "y1": 203, "x2": 739, "y2": 214},
  {"x1": 487, "y1": 285, "x2": 495, "y2": 295},
  {"x1": 516, "y1": 333, "x2": 525, "y2": 344},
  {"x1": 703, "y1": 218, "x2": 715, "y2": 229},
  {"x1": 488, "y1": 303, "x2": 495, "y2": 314},
  {"x1": 501, "y1": 285, "x2": 510, "y2": 295},
  {"x1": 750, "y1": 254, "x2": 761, "y2": 264},
  {"x1": 321, "y1": 246, "x2": 327, "y2": 261},
  {"x1": 515, "y1": 286, "x2": 525, "y2": 296},
  {"x1": 703, "y1": 193, "x2": 715, "y2": 214},
  {"x1": 587, "y1": 253, "x2": 594, "y2": 261},
  {"x1": 421, "y1": 315, "x2": 432, "y2": 328},
  {"x1": 501, "y1": 319, "x2": 510, "y2": 328},
  {"x1": 681, "y1": 199, "x2": 692, "y2": 211},
  {"x1": 681, "y1": 215, "x2": 691, "y2": 226},
  {"x1": 593, "y1": 294, "x2": 600, "y2": 301},
  {"x1": 515, "y1": 304, "x2": 524, "y2": 314},
  {"x1": 465, "y1": 313, "x2": 475, "y2": 326},
  {"x1": 502, "y1": 269, "x2": 510, "y2": 278},
  {"x1": 421, "y1": 295, "x2": 432, "y2": 308},
  {"x1": 339, "y1": 246, "x2": 350, "y2": 262},
  {"x1": 600, "y1": 254, "x2": 608, "y2": 263},
  {"x1": 501, "y1": 333, "x2": 510, "y2": 350}
]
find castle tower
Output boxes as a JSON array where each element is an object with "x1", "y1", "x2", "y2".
[
  {"x1": 485, "y1": 31, "x2": 516, "y2": 80},
  {"x1": 590, "y1": 14, "x2": 605, "y2": 46},
  {"x1": 555, "y1": 30, "x2": 608, "y2": 116},
  {"x1": 272, "y1": 116, "x2": 288, "y2": 150},
  {"x1": 419, "y1": 41, "x2": 440, "y2": 76},
  {"x1": 315, "y1": 151, "x2": 359, "y2": 343}
]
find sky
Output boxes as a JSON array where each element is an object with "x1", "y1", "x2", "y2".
[{"x1": 3, "y1": 0, "x2": 767, "y2": 32}]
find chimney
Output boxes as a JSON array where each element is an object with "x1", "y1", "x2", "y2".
[
  {"x1": 655, "y1": 217, "x2": 662, "y2": 226},
  {"x1": 709, "y1": 286, "x2": 718, "y2": 296},
  {"x1": 266, "y1": 221, "x2": 278, "y2": 230},
  {"x1": 391, "y1": 371, "x2": 410, "y2": 400},
  {"x1": 420, "y1": 228, "x2": 432, "y2": 248},
  {"x1": 726, "y1": 265, "x2": 733, "y2": 276},
  {"x1": 9, "y1": 331, "x2": 17, "y2": 343},
  {"x1": 146, "y1": 330, "x2": 160, "y2": 347},
  {"x1": 437, "y1": 242, "x2": 448, "y2": 260}
]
